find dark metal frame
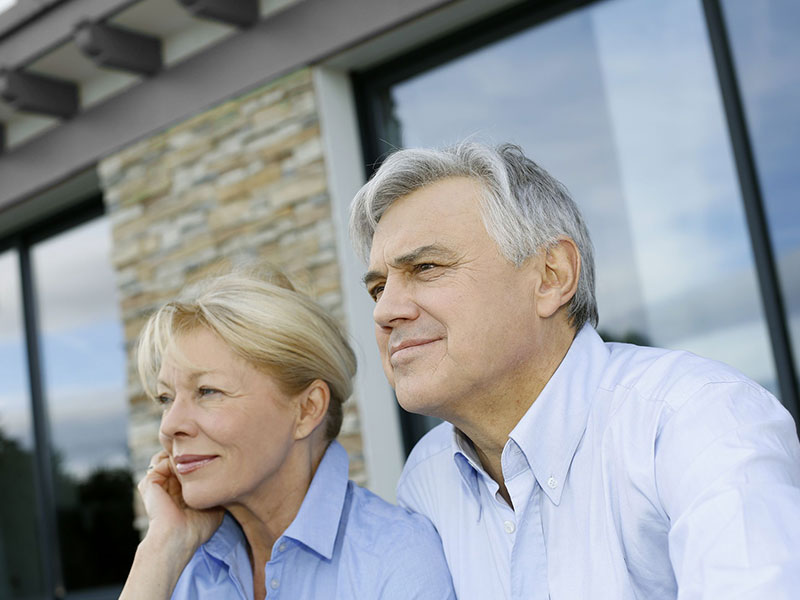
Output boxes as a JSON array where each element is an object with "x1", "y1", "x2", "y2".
[
  {"x1": 353, "y1": 0, "x2": 800, "y2": 452},
  {"x1": 1, "y1": 195, "x2": 105, "y2": 600},
  {"x1": 701, "y1": 0, "x2": 799, "y2": 420}
]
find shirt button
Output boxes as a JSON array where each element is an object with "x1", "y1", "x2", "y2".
[
  {"x1": 270, "y1": 579, "x2": 280, "y2": 590},
  {"x1": 547, "y1": 476, "x2": 558, "y2": 489},
  {"x1": 278, "y1": 542, "x2": 287, "y2": 552},
  {"x1": 503, "y1": 520, "x2": 516, "y2": 534}
]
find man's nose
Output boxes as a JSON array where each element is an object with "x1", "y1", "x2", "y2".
[{"x1": 373, "y1": 278, "x2": 419, "y2": 328}]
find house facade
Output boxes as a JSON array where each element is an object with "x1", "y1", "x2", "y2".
[{"x1": 0, "y1": 0, "x2": 797, "y2": 597}]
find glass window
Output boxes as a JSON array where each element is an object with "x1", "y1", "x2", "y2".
[
  {"x1": 31, "y1": 217, "x2": 138, "y2": 597},
  {"x1": 723, "y1": 0, "x2": 800, "y2": 378},
  {"x1": 364, "y1": 0, "x2": 784, "y2": 444},
  {"x1": 0, "y1": 249, "x2": 46, "y2": 600}
]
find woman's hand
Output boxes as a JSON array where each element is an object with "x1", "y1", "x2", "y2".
[
  {"x1": 119, "y1": 451, "x2": 224, "y2": 600},
  {"x1": 138, "y1": 450, "x2": 224, "y2": 551}
]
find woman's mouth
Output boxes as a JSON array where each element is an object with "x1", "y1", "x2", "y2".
[{"x1": 173, "y1": 455, "x2": 218, "y2": 475}]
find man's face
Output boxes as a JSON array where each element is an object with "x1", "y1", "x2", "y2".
[{"x1": 365, "y1": 177, "x2": 544, "y2": 420}]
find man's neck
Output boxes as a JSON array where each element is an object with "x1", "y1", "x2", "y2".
[{"x1": 452, "y1": 324, "x2": 577, "y2": 507}]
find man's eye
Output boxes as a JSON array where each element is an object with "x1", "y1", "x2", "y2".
[
  {"x1": 415, "y1": 263, "x2": 437, "y2": 272},
  {"x1": 369, "y1": 285, "x2": 385, "y2": 301}
]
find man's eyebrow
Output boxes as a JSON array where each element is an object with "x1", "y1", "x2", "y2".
[{"x1": 362, "y1": 244, "x2": 457, "y2": 287}]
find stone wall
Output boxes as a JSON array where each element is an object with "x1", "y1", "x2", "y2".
[{"x1": 97, "y1": 68, "x2": 364, "y2": 531}]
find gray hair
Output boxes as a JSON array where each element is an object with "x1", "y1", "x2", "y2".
[
  {"x1": 137, "y1": 267, "x2": 357, "y2": 441},
  {"x1": 349, "y1": 142, "x2": 598, "y2": 329}
]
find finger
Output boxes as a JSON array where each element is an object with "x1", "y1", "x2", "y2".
[
  {"x1": 151, "y1": 454, "x2": 173, "y2": 477},
  {"x1": 138, "y1": 453, "x2": 172, "y2": 493}
]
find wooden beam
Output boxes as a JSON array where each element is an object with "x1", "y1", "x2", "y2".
[
  {"x1": 74, "y1": 21, "x2": 162, "y2": 76},
  {"x1": 0, "y1": 69, "x2": 78, "y2": 119},
  {"x1": 177, "y1": 0, "x2": 259, "y2": 28}
]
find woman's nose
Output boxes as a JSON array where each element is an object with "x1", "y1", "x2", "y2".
[{"x1": 158, "y1": 395, "x2": 198, "y2": 440}]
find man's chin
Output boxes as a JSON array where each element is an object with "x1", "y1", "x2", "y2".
[{"x1": 396, "y1": 391, "x2": 444, "y2": 420}]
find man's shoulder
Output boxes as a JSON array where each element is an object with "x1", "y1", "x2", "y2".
[
  {"x1": 395, "y1": 422, "x2": 465, "y2": 515},
  {"x1": 400, "y1": 422, "x2": 455, "y2": 481},
  {"x1": 342, "y1": 479, "x2": 450, "y2": 566},
  {"x1": 602, "y1": 340, "x2": 767, "y2": 412},
  {"x1": 346, "y1": 479, "x2": 428, "y2": 528}
]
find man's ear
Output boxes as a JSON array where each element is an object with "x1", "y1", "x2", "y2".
[
  {"x1": 294, "y1": 379, "x2": 331, "y2": 440},
  {"x1": 535, "y1": 237, "x2": 580, "y2": 319}
]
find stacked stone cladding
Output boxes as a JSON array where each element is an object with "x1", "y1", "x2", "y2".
[{"x1": 98, "y1": 68, "x2": 364, "y2": 532}]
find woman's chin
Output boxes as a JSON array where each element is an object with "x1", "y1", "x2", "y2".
[{"x1": 182, "y1": 489, "x2": 226, "y2": 511}]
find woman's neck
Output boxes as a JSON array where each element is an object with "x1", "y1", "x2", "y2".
[{"x1": 225, "y1": 438, "x2": 329, "y2": 597}]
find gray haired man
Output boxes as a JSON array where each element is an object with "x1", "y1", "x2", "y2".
[{"x1": 349, "y1": 142, "x2": 800, "y2": 599}]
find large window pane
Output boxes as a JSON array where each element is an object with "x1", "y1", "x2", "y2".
[
  {"x1": 377, "y1": 0, "x2": 778, "y2": 398},
  {"x1": 723, "y1": 0, "x2": 800, "y2": 378},
  {"x1": 0, "y1": 250, "x2": 46, "y2": 600},
  {"x1": 31, "y1": 217, "x2": 137, "y2": 597}
]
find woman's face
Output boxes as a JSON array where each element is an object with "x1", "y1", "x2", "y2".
[{"x1": 156, "y1": 327, "x2": 300, "y2": 510}]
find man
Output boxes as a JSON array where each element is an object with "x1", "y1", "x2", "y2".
[{"x1": 349, "y1": 142, "x2": 800, "y2": 599}]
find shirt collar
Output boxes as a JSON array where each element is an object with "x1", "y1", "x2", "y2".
[
  {"x1": 450, "y1": 325, "x2": 609, "y2": 506},
  {"x1": 452, "y1": 427, "x2": 486, "y2": 510},
  {"x1": 281, "y1": 439, "x2": 349, "y2": 560},
  {"x1": 202, "y1": 513, "x2": 253, "y2": 591},
  {"x1": 510, "y1": 325, "x2": 608, "y2": 505}
]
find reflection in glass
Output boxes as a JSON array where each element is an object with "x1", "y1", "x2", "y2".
[
  {"x1": 32, "y1": 217, "x2": 138, "y2": 595},
  {"x1": 723, "y1": 0, "x2": 800, "y2": 377},
  {"x1": 0, "y1": 250, "x2": 46, "y2": 600},
  {"x1": 382, "y1": 0, "x2": 778, "y2": 397}
]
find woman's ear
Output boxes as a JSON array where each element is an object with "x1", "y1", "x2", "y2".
[
  {"x1": 534, "y1": 237, "x2": 581, "y2": 319},
  {"x1": 294, "y1": 379, "x2": 330, "y2": 440}
]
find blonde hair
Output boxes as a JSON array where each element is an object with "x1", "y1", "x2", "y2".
[{"x1": 137, "y1": 268, "x2": 356, "y2": 440}]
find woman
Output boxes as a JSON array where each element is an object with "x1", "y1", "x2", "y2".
[{"x1": 120, "y1": 268, "x2": 454, "y2": 599}]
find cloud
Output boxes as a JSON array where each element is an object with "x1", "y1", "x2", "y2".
[{"x1": 32, "y1": 218, "x2": 123, "y2": 333}]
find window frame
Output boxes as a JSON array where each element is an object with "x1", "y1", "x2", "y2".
[{"x1": 1, "y1": 195, "x2": 106, "y2": 600}]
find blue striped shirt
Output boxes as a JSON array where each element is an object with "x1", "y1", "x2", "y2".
[{"x1": 173, "y1": 441, "x2": 455, "y2": 599}]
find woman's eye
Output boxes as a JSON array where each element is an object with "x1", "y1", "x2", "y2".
[
  {"x1": 198, "y1": 387, "x2": 219, "y2": 397},
  {"x1": 156, "y1": 394, "x2": 172, "y2": 406}
]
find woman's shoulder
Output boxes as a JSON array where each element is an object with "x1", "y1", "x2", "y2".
[{"x1": 341, "y1": 480, "x2": 443, "y2": 553}]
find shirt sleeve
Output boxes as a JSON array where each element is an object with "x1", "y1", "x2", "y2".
[
  {"x1": 374, "y1": 512, "x2": 456, "y2": 600},
  {"x1": 655, "y1": 380, "x2": 800, "y2": 600}
]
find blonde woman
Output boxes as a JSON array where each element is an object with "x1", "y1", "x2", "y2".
[{"x1": 120, "y1": 269, "x2": 454, "y2": 599}]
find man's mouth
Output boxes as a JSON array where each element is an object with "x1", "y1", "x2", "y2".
[{"x1": 389, "y1": 338, "x2": 440, "y2": 362}]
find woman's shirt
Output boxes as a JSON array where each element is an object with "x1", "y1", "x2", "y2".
[{"x1": 171, "y1": 440, "x2": 455, "y2": 600}]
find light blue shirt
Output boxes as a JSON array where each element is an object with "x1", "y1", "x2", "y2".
[
  {"x1": 173, "y1": 441, "x2": 455, "y2": 599},
  {"x1": 398, "y1": 326, "x2": 800, "y2": 600}
]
